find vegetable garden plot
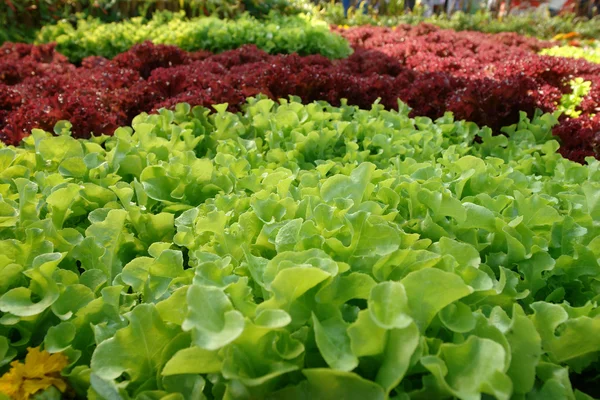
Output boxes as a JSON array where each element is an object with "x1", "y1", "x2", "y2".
[
  {"x1": 2, "y1": 26, "x2": 600, "y2": 163},
  {"x1": 0, "y1": 98, "x2": 599, "y2": 399}
]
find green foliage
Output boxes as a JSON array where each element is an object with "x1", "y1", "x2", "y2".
[
  {"x1": 0, "y1": 0, "x2": 316, "y2": 44},
  {"x1": 325, "y1": 6, "x2": 600, "y2": 40},
  {"x1": 0, "y1": 97, "x2": 599, "y2": 398},
  {"x1": 556, "y1": 78, "x2": 592, "y2": 118},
  {"x1": 35, "y1": 11, "x2": 352, "y2": 62},
  {"x1": 541, "y1": 44, "x2": 600, "y2": 64},
  {"x1": 425, "y1": 11, "x2": 600, "y2": 39},
  {"x1": 5, "y1": 0, "x2": 600, "y2": 46}
]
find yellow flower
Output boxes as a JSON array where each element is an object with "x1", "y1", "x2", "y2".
[{"x1": 0, "y1": 347, "x2": 69, "y2": 400}]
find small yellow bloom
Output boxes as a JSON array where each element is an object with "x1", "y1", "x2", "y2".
[{"x1": 0, "y1": 347, "x2": 69, "y2": 400}]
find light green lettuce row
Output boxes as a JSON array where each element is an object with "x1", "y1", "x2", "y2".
[
  {"x1": 0, "y1": 97, "x2": 599, "y2": 399},
  {"x1": 34, "y1": 11, "x2": 352, "y2": 62},
  {"x1": 541, "y1": 45, "x2": 600, "y2": 64}
]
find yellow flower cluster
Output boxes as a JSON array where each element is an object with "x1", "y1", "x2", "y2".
[{"x1": 0, "y1": 347, "x2": 69, "y2": 400}]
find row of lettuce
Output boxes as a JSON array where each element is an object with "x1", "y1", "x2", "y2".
[
  {"x1": 541, "y1": 44, "x2": 600, "y2": 64},
  {"x1": 27, "y1": 8, "x2": 600, "y2": 68},
  {"x1": 4, "y1": 0, "x2": 600, "y2": 44},
  {"x1": 0, "y1": 0, "x2": 311, "y2": 44},
  {"x1": 0, "y1": 97, "x2": 599, "y2": 399},
  {"x1": 34, "y1": 11, "x2": 352, "y2": 62},
  {"x1": 21, "y1": 9, "x2": 600, "y2": 68}
]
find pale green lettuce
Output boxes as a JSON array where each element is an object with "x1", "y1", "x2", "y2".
[{"x1": 0, "y1": 97, "x2": 598, "y2": 399}]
